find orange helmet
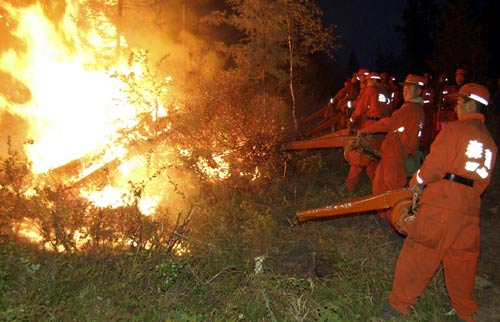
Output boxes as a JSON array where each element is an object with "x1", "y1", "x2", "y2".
[
  {"x1": 457, "y1": 83, "x2": 490, "y2": 106},
  {"x1": 399, "y1": 74, "x2": 425, "y2": 87}
]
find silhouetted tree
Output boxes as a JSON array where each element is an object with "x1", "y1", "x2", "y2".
[
  {"x1": 374, "y1": 45, "x2": 399, "y2": 75},
  {"x1": 480, "y1": 0, "x2": 500, "y2": 77},
  {"x1": 344, "y1": 50, "x2": 359, "y2": 77},
  {"x1": 394, "y1": 0, "x2": 439, "y2": 74},
  {"x1": 430, "y1": 0, "x2": 490, "y2": 78}
]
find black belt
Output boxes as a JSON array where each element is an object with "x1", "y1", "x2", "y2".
[
  {"x1": 444, "y1": 173, "x2": 473, "y2": 187},
  {"x1": 367, "y1": 116, "x2": 380, "y2": 121}
]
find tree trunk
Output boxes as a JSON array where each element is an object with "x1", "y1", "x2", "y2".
[
  {"x1": 286, "y1": 14, "x2": 298, "y2": 131},
  {"x1": 115, "y1": 0, "x2": 123, "y2": 63}
]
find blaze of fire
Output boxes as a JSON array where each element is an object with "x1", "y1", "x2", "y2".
[
  {"x1": 1, "y1": 1, "x2": 177, "y2": 216},
  {"x1": 1, "y1": 1, "x2": 136, "y2": 174},
  {"x1": 198, "y1": 153, "x2": 231, "y2": 180},
  {"x1": 17, "y1": 217, "x2": 192, "y2": 255},
  {"x1": 17, "y1": 218, "x2": 91, "y2": 252}
]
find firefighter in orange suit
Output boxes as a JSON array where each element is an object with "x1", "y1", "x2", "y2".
[
  {"x1": 330, "y1": 74, "x2": 360, "y2": 129},
  {"x1": 421, "y1": 72, "x2": 436, "y2": 150},
  {"x1": 436, "y1": 68, "x2": 466, "y2": 131},
  {"x1": 352, "y1": 68, "x2": 370, "y2": 111},
  {"x1": 350, "y1": 72, "x2": 392, "y2": 127},
  {"x1": 361, "y1": 74, "x2": 425, "y2": 220},
  {"x1": 387, "y1": 83, "x2": 497, "y2": 322},
  {"x1": 345, "y1": 72, "x2": 391, "y2": 192},
  {"x1": 389, "y1": 75, "x2": 403, "y2": 110}
]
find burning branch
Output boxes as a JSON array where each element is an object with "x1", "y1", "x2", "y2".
[{"x1": 165, "y1": 205, "x2": 196, "y2": 255}]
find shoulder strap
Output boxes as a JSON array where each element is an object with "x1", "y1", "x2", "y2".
[
  {"x1": 395, "y1": 131, "x2": 406, "y2": 156},
  {"x1": 395, "y1": 131, "x2": 420, "y2": 157}
]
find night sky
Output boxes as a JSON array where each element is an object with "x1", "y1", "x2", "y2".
[{"x1": 317, "y1": 0, "x2": 406, "y2": 69}]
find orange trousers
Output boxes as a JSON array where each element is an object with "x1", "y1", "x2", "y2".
[
  {"x1": 371, "y1": 157, "x2": 408, "y2": 219},
  {"x1": 345, "y1": 136, "x2": 381, "y2": 193},
  {"x1": 345, "y1": 161, "x2": 376, "y2": 192},
  {"x1": 389, "y1": 205, "x2": 480, "y2": 322}
]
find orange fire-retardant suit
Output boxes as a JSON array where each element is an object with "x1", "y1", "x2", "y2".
[
  {"x1": 436, "y1": 69, "x2": 466, "y2": 132},
  {"x1": 388, "y1": 84, "x2": 498, "y2": 322},
  {"x1": 436, "y1": 83, "x2": 459, "y2": 129},
  {"x1": 331, "y1": 74, "x2": 360, "y2": 129},
  {"x1": 389, "y1": 76, "x2": 403, "y2": 110},
  {"x1": 421, "y1": 73, "x2": 436, "y2": 149},
  {"x1": 365, "y1": 95, "x2": 424, "y2": 215},
  {"x1": 345, "y1": 73, "x2": 391, "y2": 192}
]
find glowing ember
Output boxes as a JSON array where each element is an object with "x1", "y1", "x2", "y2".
[
  {"x1": 17, "y1": 218, "x2": 91, "y2": 252},
  {"x1": 172, "y1": 242, "x2": 191, "y2": 257},
  {"x1": 197, "y1": 153, "x2": 231, "y2": 180}
]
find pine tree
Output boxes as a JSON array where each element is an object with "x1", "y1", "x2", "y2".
[
  {"x1": 344, "y1": 51, "x2": 359, "y2": 77},
  {"x1": 394, "y1": 0, "x2": 439, "y2": 74},
  {"x1": 479, "y1": 0, "x2": 500, "y2": 77},
  {"x1": 430, "y1": 0, "x2": 490, "y2": 77}
]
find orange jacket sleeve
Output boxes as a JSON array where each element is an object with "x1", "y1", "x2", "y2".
[{"x1": 366, "y1": 100, "x2": 425, "y2": 159}]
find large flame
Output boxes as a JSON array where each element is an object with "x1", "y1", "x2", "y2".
[
  {"x1": 1, "y1": 1, "x2": 137, "y2": 173},
  {"x1": 0, "y1": 0, "x2": 179, "y2": 215}
]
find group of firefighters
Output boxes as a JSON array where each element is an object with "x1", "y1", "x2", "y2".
[{"x1": 298, "y1": 68, "x2": 497, "y2": 322}]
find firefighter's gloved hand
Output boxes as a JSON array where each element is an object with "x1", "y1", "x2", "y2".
[{"x1": 410, "y1": 184, "x2": 424, "y2": 195}]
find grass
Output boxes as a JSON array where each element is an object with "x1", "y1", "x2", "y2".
[{"x1": 1, "y1": 149, "x2": 496, "y2": 322}]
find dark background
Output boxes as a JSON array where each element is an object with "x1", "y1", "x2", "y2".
[
  {"x1": 316, "y1": 0, "x2": 499, "y2": 81},
  {"x1": 317, "y1": 0, "x2": 405, "y2": 69}
]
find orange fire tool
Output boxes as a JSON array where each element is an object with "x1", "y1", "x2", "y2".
[
  {"x1": 300, "y1": 104, "x2": 332, "y2": 127},
  {"x1": 283, "y1": 129, "x2": 355, "y2": 150},
  {"x1": 283, "y1": 129, "x2": 381, "y2": 166},
  {"x1": 302, "y1": 113, "x2": 341, "y2": 137},
  {"x1": 296, "y1": 188, "x2": 419, "y2": 235}
]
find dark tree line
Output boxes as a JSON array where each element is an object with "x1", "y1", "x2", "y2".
[{"x1": 393, "y1": 0, "x2": 500, "y2": 78}]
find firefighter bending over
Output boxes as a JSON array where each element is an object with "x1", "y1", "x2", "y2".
[{"x1": 385, "y1": 83, "x2": 497, "y2": 322}]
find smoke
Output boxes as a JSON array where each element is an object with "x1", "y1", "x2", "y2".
[{"x1": 118, "y1": 0, "x2": 225, "y2": 84}]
